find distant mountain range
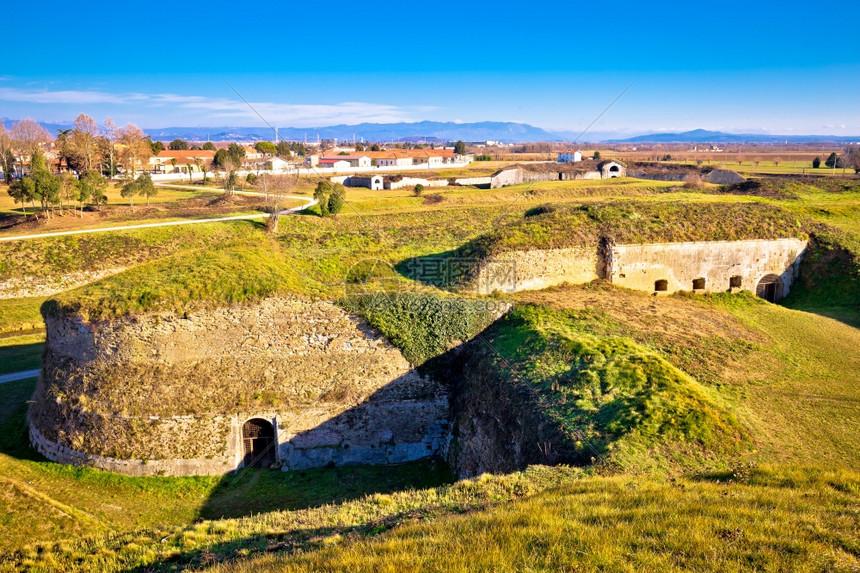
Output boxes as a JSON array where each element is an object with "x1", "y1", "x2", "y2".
[
  {"x1": 143, "y1": 121, "x2": 562, "y2": 144},
  {"x1": 607, "y1": 129, "x2": 860, "y2": 144},
  {"x1": 5, "y1": 119, "x2": 857, "y2": 144}
]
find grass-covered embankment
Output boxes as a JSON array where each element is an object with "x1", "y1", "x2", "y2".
[
  {"x1": 447, "y1": 303, "x2": 749, "y2": 476},
  {"x1": 42, "y1": 246, "x2": 322, "y2": 321},
  {"x1": 455, "y1": 201, "x2": 807, "y2": 263}
]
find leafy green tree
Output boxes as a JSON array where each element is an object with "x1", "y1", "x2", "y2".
[
  {"x1": 137, "y1": 173, "x2": 157, "y2": 204},
  {"x1": 454, "y1": 140, "x2": 466, "y2": 155},
  {"x1": 213, "y1": 148, "x2": 231, "y2": 169},
  {"x1": 314, "y1": 180, "x2": 332, "y2": 217},
  {"x1": 79, "y1": 171, "x2": 108, "y2": 214},
  {"x1": 30, "y1": 152, "x2": 61, "y2": 217},
  {"x1": 121, "y1": 178, "x2": 141, "y2": 209},
  {"x1": 328, "y1": 183, "x2": 346, "y2": 215},
  {"x1": 812, "y1": 157, "x2": 821, "y2": 168},
  {"x1": 227, "y1": 142, "x2": 246, "y2": 166},
  {"x1": 168, "y1": 138, "x2": 189, "y2": 150},
  {"x1": 202, "y1": 141, "x2": 216, "y2": 151},
  {"x1": 276, "y1": 141, "x2": 292, "y2": 157},
  {"x1": 255, "y1": 141, "x2": 277, "y2": 155},
  {"x1": 825, "y1": 152, "x2": 844, "y2": 168},
  {"x1": 246, "y1": 172, "x2": 257, "y2": 185},
  {"x1": 370, "y1": 143, "x2": 381, "y2": 152},
  {"x1": 593, "y1": 151, "x2": 602, "y2": 160},
  {"x1": 8, "y1": 177, "x2": 35, "y2": 215},
  {"x1": 148, "y1": 138, "x2": 165, "y2": 155},
  {"x1": 413, "y1": 183, "x2": 424, "y2": 196},
  {"x1": 355, "y1": 142, "x2": 365, "y2": 151},
  {"x1": 226, "y1": 171, "x2": 238, "y2": 193}
]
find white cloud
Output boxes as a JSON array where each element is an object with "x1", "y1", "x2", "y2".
[
  {"x1": 0, "y1": 86, "x2": 418, "y2": 126},
  {"x1": 0, "y1": 87, "x2": 129, "y2": 105}
]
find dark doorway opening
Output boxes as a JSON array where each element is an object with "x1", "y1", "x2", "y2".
[
  {"x1": 242, "y1": 418, "x2": 276, "y2": 468},
  {"x1": 730, "y1": 275, "x2": 742, "y2": 288},
  {"x1": 756, "y1": 274, "x2": 784, "y2": 303},
  {"x1": 655, "y1": 279, "x2": 668, "y2": 292},
  {"x1": 692, "y1": 277, "x2": 706, "y2": 290}
]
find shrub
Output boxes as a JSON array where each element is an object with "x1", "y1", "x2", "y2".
[
  {"x1": 328, "y1": 183, "x2": 345, "y2": 215},
  {"x1": 413, "y1": 184, "x2": 424, "y2": 196},
  {"x1": 812, "y1": 157, "x2": 821, "y2": 168},
  {"x1": 314, "y1": 181, "x2": 332, "y2": 217}
]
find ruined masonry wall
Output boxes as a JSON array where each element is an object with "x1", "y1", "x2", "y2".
[
  {"x1": 473, "y1": 247, "x2": 600, "y2": 294},
  {"x1": 31, "y1": 296, "x2": 450, "y2": 476}
]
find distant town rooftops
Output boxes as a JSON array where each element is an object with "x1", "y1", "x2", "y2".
[{"x1": 156, "y1": 150, "x2": 216, "y2": 158}]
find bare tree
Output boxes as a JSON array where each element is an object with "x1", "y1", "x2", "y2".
[
  {"x1": 265, "y1": 174, "x2": 296, "y2": 234},
  {"x1": 11, "y1": 118, "x2": 51, "y2": 157},
  {"x1": 0, "y1": 121, "x2": 15, "y2": 182},
  {"x1": 102, "y1": 118, "x2": 118, "y2": 178},
  {"x1": 11, "y1": 118, "x2": 51, "y2": 175},
  {"x1": 70, "y1": 114, "x2": 101, "y2": 174},
  {"x1": 117, "y1": 123, "x2": 149, "y2": 180}
]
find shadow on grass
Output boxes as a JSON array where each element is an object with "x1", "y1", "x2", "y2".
[
  {"x1": 121, "y1": 507, "x2": 432, "y2": 573},
  {"x1": 0, "y1": 340, "x2": 43, "y2": 377},
  {"x1": 392, "y1": 248, "x2": 466, "y2": 289},
  {"x1": 198, "y1": 459, "x2": 452, "y2": 521}
]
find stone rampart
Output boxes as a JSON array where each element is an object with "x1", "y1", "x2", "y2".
[{"x1": 31, "y1": 296, "x2": 450, "y2": 476}]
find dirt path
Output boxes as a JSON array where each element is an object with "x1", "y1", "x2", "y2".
[{"x1": 0, "y1": 192, "x2": 317, "y2": 243}]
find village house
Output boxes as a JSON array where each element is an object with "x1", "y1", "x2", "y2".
[
  {"x1": 149, "y1": 150, "x2": 215, "y2": 174},
  {"x1": 557, "y1": 150, "x2": 582, "y2": 163}
]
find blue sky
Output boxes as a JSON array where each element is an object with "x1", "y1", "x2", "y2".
[{"x1": 2, "y1": 0, "x2": 859, "y2": 136}]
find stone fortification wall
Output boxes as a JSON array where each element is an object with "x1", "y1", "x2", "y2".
[
  {"x1": 467, "y1": 239, "x2": 806, "y2": 298},
  {"x1": 608, "y1": 238, "x2": 807, "y2": 295},
  {"x1": 30, "y1": 296, "x2": 450, "y2": 476},
  {"x1": 470, "y1": 247, "x2": 600, "y2": 294}
]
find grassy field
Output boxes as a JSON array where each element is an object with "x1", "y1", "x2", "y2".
[
  {"x1": 219, "y1": 466, "x2": 859, "y2": 573},
  {"x1": 0, "y1": 182, "x2": 210, "y2": 215},
  {"x1": 0, "y1": 174, "x2": 858, "y2": 571}
]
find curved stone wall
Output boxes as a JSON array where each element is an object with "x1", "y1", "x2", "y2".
[{"x1": 30, "y1": 296, "x2": 450, "y2": 476}]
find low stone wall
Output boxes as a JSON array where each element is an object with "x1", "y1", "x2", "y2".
[
  {"x1": 31, "y1": 296, "x2": 451, "y2": 476},
  {"x1": 453, "y1": 176, "x2": 492, "y2": 187},
  {"x1": 384, "y1": 177, "x2": 449, "y2": 190},
  {"x1": 470, "y1": 247, "x2": 600, "y2": 294}
]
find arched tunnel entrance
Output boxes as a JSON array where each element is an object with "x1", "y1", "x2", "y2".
[
  {"x1": 242, "y1": 418, "x2": 276, "y2": 468},
  {"x1": 756, "y1": 274, "x2": 784, "y2": 303}
]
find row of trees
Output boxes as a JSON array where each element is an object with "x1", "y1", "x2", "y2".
[
  {"x1": 812, "y1": 148, "x2": 860, "y2": 172},
  {"x1": 7, "y1": 151, "x2": 108, "y2": 218},
  {"x1": 0, "y1": 115, "x2": 158, "y2": 182}
]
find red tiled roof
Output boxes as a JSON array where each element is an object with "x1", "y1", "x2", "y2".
[{"x1": 156, "y1": 150, "x2": 216, "y2": 158}]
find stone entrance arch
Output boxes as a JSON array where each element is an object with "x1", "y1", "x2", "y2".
[
  {"x1": 756, "y1": 274, "x2": 784, "y2": 303},
  {"x1": 242, "y1": 418, "x2": 276, "y2": 468}
]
